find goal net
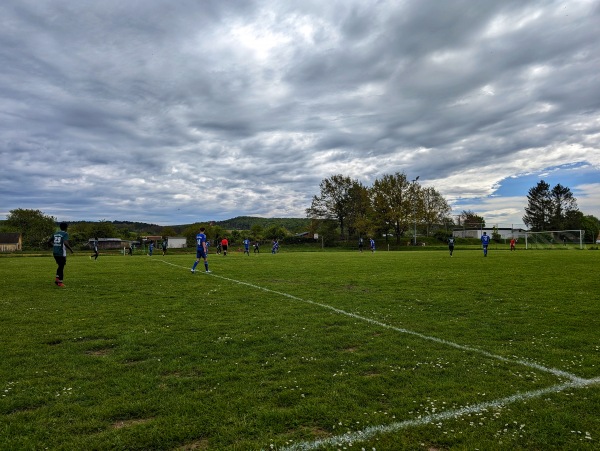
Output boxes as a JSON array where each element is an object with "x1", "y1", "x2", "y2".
[{"x1": 524, "y1": 230, "x2": 584, "y2": 250}]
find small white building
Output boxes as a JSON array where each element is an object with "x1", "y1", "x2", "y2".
[
  {"x1": 166, "y1": 236, "x2": 187, "y2": 248},
  {"x1": 0, "y1": 233, "x2": 22, "y2": 252}
]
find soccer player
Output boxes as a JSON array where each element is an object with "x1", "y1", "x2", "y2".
[
  {"x1": 148, "y1": 241, "x2": 154, "y2": 256},
  {"x1": 369, "y1": 237, "x2": 375, "y2": 252},
  {"x1": 49, "y1": 222, "x2": 74, "y2": 287},
  {"x1": 253, "y1": 241, "x2": 260, "y2": 253},
  {"x1": 448, "y1": 236, "x2": 455, "y2": 256},
  {"x1": 221, "y1": 237, "x2": 229, "y2": 256},
  {"x1": 358, "y1": 237, "x2": 364, "y2": 252},
  {"x1": 162, "y1": 238, "x2": 168, "y2": 256},
  {"x1": 510, "y1": 237, "x2": 516, "y2": 251},
  {"x1": 243, "y1": 238, "x2": 250, "y2": 256},
  {"x1": 191, "y1": 227, "x2": 210, "y2": 273},
  {"x1": 481, "y1": 232, "x2": 491, "y2": 257},
  {"x1": 90, "y1": 237, "x2": 99, "y2": 260}
]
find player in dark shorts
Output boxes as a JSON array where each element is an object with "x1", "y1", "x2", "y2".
[
  {"x1": 191, "y1": 227, "x2": 210, "y2": 273},
  {"x1": 90, "y1": 237, "x2": 99, "y2": 260},
  {"x1": 49, "y1": 222, "x2": 74, "y2": 287},
  {"x1": 221, "y1": 237, "x2": 228, "y2": 256}
]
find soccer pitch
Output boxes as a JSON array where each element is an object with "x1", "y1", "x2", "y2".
[{"x1": 1, "y1": 249, "x2": 599, "y2": 450}]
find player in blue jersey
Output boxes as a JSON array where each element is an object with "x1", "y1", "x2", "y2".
[
  {"x1": 191, "y1": 227, "x2": 211, "y2": 273},
  {"x1": 243, "y1": 238, "x2": 250, "y2": 256},
  {"x1": 481, "y1": 232, "x2": 491, "y2": 257},
  {"x1": 369, "y1": 237, "x2": 375, "y2": 252},
  {"x1": 48, "y1": 222, "x2": 74, "y2": 287}
]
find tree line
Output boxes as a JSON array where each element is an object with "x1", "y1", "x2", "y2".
[
  {"x1": 306, "y1": 174, "x2": 600, "y2": 244},
  {"x1": 2, "y1": 177, "x2": 599, "y2": 250},
  {"x1": 306, "y1": 173, "x2": 452, "y2": 244},
  {"x1": 0, "y1": 210, "x2": 308, "y2": 250},
  {"x1": 524, "y1": 181, "x2": 579, "y2": 229}
]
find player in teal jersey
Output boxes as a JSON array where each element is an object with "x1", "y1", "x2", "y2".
[{"x1": 49, "y1": 222, "x2": 74, "y2": 287}]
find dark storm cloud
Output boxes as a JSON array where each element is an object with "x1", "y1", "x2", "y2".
[{"x1": 1, "y1": 0, "x2": 599, "y2": 225}]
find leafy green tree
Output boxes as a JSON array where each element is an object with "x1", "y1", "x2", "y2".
[
  {"x1": 161, "y1": 226, "x2": 177, "y2": 237},
  {"x1": 370, "y1": 173, "x2": 412, "y2": 243},
  {"x1": 250, "y1": 223, "x2": 263, "y2": 240},
  {"x1": 306, "y1": 174, "x2": 357, "y2": 240},
  {"x1": 310, "y1": 219, "x2": 338, "y2": 247},
  {"x1": 210, "y1": 225, "x2": 226, "y2": 244},
  {"x1": 230, "y1": 230, "x2": 242, "y2": 244},
  {"x1": 346, "y1": 181, "x2": 372, "y2": 238},
  {"x1": 237, "y1": 230, "x2": 252, "y2": 242},
  {"x1": 549, "y1": 184, "x2": 579, "y2": 230},
  {"x1": 458, "y1": 210, "x2": 485, "y2": 229},
  {"x1": 264, "y1": 225, "x2": 287, "y2": 240},
  {"x1": 421, "y1": 187, "x2": 451, "y2": 236},
  {"x1": 183, "y1": 223, "x2": 203, "y2": 247},
  {"x1": 69, "y1": 220, "x2": 120, "y2": 244},
  {"x1": 523, "y1": 180, "x2": 551, "y2": 230},
  {"x1": 117, "y1": 227, "x2": 136, "y2": 240},
  {"x1": 5, "y1": 209, "x2": 56, "y2": 249},
  {"x1": 185, "y1": 223, "x2": 225, "y2": 246},
  {"x1": 523, "y1": 180, "x2": 579, "y2": 231},
  {"x1": 492, "y1": 226, "x2": 501, "y2": 242},
  {"x1": 580, "y1": 214, "x2": 599, "y2": 243}
]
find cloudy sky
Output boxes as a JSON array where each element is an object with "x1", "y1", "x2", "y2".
[{"x1": 1, "y1": 0, "x2": 599, "y2": 227}]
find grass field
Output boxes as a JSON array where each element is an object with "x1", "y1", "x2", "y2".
[{"x1": 1, "y1": 248, "x2": 599, "y2": 450}]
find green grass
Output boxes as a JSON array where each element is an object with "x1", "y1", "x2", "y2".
[{"x1": 1, "y1": 248, "x2": 599, "y2": 450}]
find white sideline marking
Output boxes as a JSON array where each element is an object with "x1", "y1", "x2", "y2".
[
  {"x1": 160, "y1": 259, "x2": 582, "y2": 381},
  {"x1": 160, "y1": 260, "x2": 599, "y2": 449},
  {"x1": 281, "y1": 377, "x2": 600, "y2": 451}
]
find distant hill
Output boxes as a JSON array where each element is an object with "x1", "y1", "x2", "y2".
[
  {"x1": 109, "y1": 221, "x2": 167, "y2": 235},
  {"x1": 70, "y1": 217, "x2": 310, "y2": 234},
  {"x1": 214, "y1": 216, "x2": 310, "y2": 232}
]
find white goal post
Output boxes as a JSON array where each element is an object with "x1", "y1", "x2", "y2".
[{"x1": 524, "y1": 230, "x2": 584, "y2": 250}]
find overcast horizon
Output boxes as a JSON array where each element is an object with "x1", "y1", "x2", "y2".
[{"x1": 2, "y1": 0, "x2": 599, "y2": 228}]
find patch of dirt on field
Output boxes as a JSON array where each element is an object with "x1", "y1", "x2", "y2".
[
  {"x1": 175, "y1": 438, "x2": 210, "y2": 450},
  {"x1": 85, "y1": 348, "x2": 113, "y2": 356},
  {"x1": 111, "y1": 418, "x2": 152, "y2": 429}
]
